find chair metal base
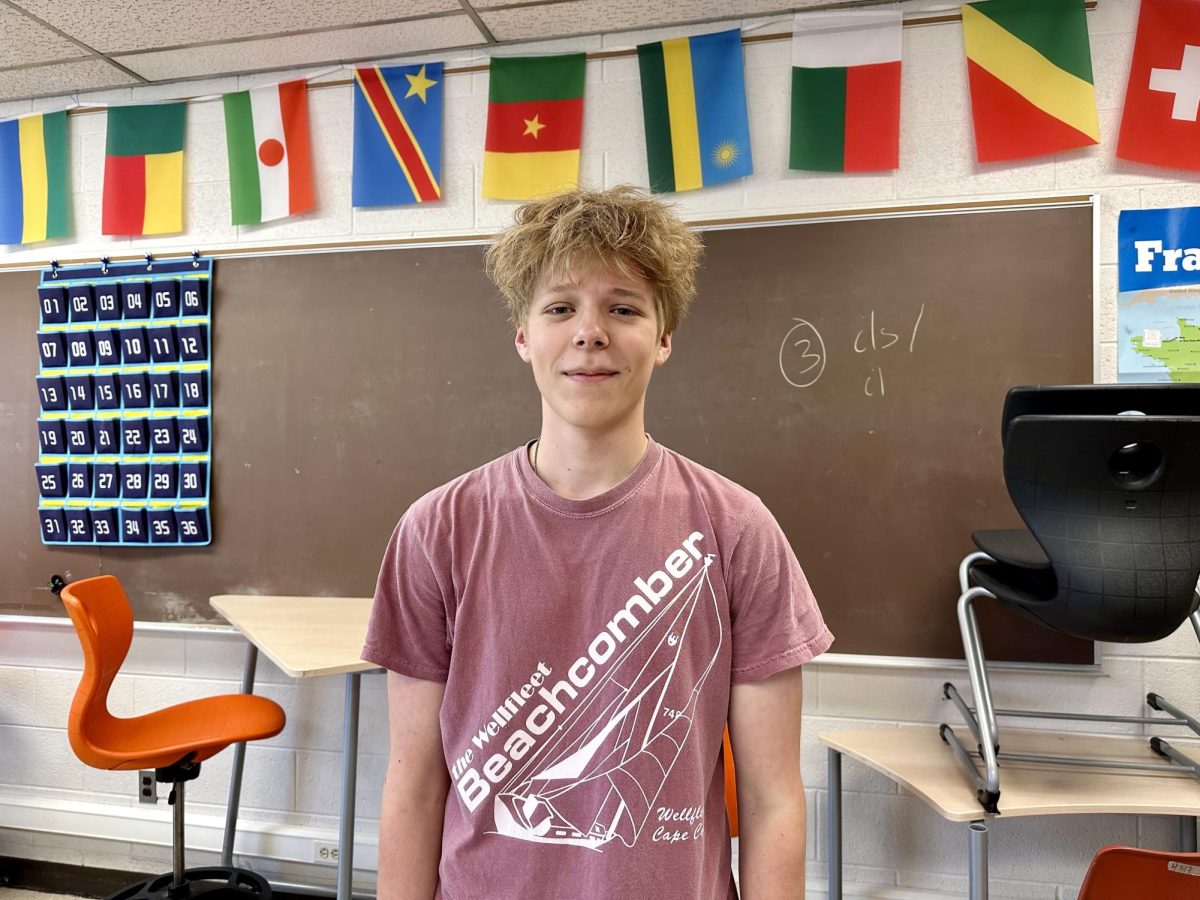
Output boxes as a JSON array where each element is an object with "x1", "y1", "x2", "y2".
[
  {"x1": 941, "y1": 554, "x2": 1200, "y2": 814},
  {"x1": 106, "y1": 867, "x2": 271, "y2": 900}
]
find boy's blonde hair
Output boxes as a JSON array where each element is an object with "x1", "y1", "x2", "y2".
[{"x1": 484, "y1": 186, "x2": 704, "y2": 338}]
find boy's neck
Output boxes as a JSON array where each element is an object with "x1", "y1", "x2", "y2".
[{"x1": 531, "y1": 420, "x2": 649, "y2": 501}]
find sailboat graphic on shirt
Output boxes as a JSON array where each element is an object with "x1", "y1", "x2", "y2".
[{"x1": 493, "y1": 554, "x2": 722, "y2": 850}]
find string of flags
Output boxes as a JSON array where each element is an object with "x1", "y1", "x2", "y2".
[{"x1": 2, "y1": 0, "x2": 1200, "y2": 246}]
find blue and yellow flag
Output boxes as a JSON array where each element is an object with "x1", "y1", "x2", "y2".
[
  {"x1": 637, "y1": 29, "x2": 753, "y2": 193},
  {"x1": 353, "y1": 63, "x2": 443, "y2": 206},
  {"x1": 0, "y1": 111, "x2": 69, "y2": 244}
]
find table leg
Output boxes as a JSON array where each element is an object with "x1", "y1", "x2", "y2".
[
  {"x1": 221, "y1": 643, "x2": 259, "y2": 869},
  {"x1": 969, "y1": 821, "x2": 988, "y2": 900},
  {"x1": 1181, "y1": 816, "x2": 1198, "y2": 852},
  {"x1": 338, "y1": 672, "x2": 362, "y2": 900},
  {"x1": 828, "y1": 747, "x2": 842, "y2": 900}
]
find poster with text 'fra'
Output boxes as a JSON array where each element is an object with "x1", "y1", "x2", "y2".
[{"x1": 1118, "y1": 208, "x2": 1200, "y2": 383}]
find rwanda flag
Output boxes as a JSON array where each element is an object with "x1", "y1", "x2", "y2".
[
  {"x1": 0, "y1": 111, "x2": 69, "y2": 245},
  {"x1": 637, "y1": 29, "x2": 753, "y2": 193},
  {"x1": 353, "y1": 63, "x2": 443, "y2": 206}
]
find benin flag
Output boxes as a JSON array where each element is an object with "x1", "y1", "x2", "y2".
[
  {"x1": 637, "y1": 29, "x2": 753, "y2": 194},
  {"x1": 790, "y1": 9, "x2": 902, "y2": 172},
  {"x1": 102, "y1": 103, "x2": 185, "y2": 235},
  {"x1": 223, "y1": 80, "x2": 314, "y2": 225},
  {"x1": 962, "y1": 0, "x2": 1099, "y2": 163},
  {"x1": 0, "y1": 111, "x2": 69, "y2": 245},
  {"x1": 482, "y1": 54, "x2": 585, "y2": 200}
]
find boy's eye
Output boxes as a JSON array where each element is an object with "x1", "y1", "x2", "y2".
[
  {"x1": 547, "y1": 305, "x2": 571, "y2": 315},
  {"x1": 614, "y1": 307, "x2": 638, "y2": 316}
]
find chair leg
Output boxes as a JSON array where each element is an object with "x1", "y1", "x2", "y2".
[
  {"x1": 943, "y1": 587, "x2": 1002, "y2": 813},
  {"x1": 170, "y1": 780, "x2": 186, "y2": 893}
]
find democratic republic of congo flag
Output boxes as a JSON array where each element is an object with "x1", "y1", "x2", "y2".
[
  {"x1": 353, "y1": 63, "x2": 443, "y2": 206},
  {"x1": 637, "y1": 29, "x2": 753, "y2": 193},
  {"x1": 483, "y1": 54, "x2": 585, "y2": 200},
  {"x1": 962, "y1": 0, "x2": 1099, "y2": 163},
  {"x1": 0, "y1": 110, "x2": 69, "y2": 245},
  {"x1": 102, "y1": 102, "x2": 185, "y2": 235}
]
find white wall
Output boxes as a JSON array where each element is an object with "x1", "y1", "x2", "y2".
[{"x1": 2, "y1": 1, "x2": 1199, "y2": 897}]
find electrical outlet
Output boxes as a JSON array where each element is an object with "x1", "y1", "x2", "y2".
[
  {"x1": 138, "y1": 770, "x2": 157, "y2": 804},
  {"x1": 313, "y1": 840, "x2": 339, "y2": 865}
]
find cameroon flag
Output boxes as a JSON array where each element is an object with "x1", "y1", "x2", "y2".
[
  {"x1": 102, "y1": 102, "x2": 186, "y2": 235},
  {"x1": 482, "y1": 54, "x2": 585, "y2": 200},
  {"x1": 962, "y1": 0, "x2": 1099, "y2": 163},
  {"x1": 638, "y1": 29, "x2": 753, "y2": 193}
]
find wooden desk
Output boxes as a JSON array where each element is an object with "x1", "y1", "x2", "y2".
[
  {"x1": 211, "y1": 595, "x2": 380, "y2": 900},
  {"x1": 822, "y1": 727, "x2": 1200, "y2": 899}
]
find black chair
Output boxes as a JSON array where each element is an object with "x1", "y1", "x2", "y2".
[{"x1": 942, "y1": 411, "x2": 1200, "y2": 814}]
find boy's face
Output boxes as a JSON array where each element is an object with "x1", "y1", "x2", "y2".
[{"x1": 515, "y1": 263, "x2": 671, "y2": 435}]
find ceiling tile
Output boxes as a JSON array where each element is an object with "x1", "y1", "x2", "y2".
[
  {"x1": 0, "y1": 4, "x2": 90, "y2": 69},
  {"x1": 112, "y1": 15, "x2": 488, "y2": 82},
  {"x1": 0, "y1": 59, "x2": 140, "y2": 102},
  {"x1": 476, "y1": 0, "x2": 794, "y2": 41},
  {"x1": 11, "y1": 0, "x2": 463, "y2": 54}
]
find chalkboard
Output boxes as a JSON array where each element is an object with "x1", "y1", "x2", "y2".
[{"x1": 0, "y1": 201, "x2": 1093, "y2": 664}]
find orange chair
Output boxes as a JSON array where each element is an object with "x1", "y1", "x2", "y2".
[
  {"x1": 723, "y1": 727, "x2": 739, "y2": 838},
  {"x1": 59, "y1": 575, "x2": 285, "y2": 899},
  {"x1": 1078, "y1": 845, "x2": 1200, "y2": 899}
]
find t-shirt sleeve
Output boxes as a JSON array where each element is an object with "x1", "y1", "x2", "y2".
[
  {"x1": 361, "y1": 512, "x2": 452, "y2": 682},
  {"x1": 728, "y1": 498, "x2": 833, "y2": 683}
]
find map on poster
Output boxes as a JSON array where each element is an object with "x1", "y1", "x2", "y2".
[{"x1": 1117, "y1": 208, "x2": 1200, "y2": 383}]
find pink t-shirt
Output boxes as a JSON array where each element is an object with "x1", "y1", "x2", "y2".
[{"x1": 363, "y1": 438, "x2": 833, "y2": 900}]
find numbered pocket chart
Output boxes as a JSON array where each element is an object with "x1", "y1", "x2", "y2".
[{"x1": 36, "y1": 257, "x2": 214, "y2": 546}]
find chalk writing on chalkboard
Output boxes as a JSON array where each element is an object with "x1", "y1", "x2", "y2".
[{"x1": 780, "y1": 303, "x2": 926, "y2": 397}]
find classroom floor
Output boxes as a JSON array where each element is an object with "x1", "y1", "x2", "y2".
[{"x1": 0, "y1": 891, "x2": 82, "y2": 900}]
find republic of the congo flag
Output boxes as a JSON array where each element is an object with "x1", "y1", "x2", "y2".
[
  {"x1": 962, "y1": 0, "x2": 1099, "y2": 163},
  {"x1": 102, "y1": 102, "x2": 185, "y2": 235},
  {"x1": 637, "y1": 29, "x2": 753, "y2": 193},
  {"x1": 790, "y1": 8, "x2": 902, "y2": 172},
  {"x1": 223, "y1": 79, "x2": 314, "y2": 224},
  {"x1": 483, "y1": 54, "x2": 585, "y2": 200},
  {"x1": 353, "y1": 63, "x2": 443, "y2": 206},
  {"x1": 0, "y1": 111, "x2": 69, "y2": 244}
]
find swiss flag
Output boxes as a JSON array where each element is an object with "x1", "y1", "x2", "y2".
[{"x1": 1118, "y1": 0, "x2": 1200, "y2": 170}]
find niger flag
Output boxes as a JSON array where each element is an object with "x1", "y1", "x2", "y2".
[
  {"x1": 102, "y1": 103, "x2": 185, "y2": 235},
  {"x1": 482, "y1": 54, "x2": 585, "y2": 200}
]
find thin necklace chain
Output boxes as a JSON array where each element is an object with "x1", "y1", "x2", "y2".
[{"x1": 532, "y1": 439, "x2": 539, "y2": 475}]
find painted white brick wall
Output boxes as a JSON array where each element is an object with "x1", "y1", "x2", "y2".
[{"x1": 1, "y1": 2, "x2": 1198, "y2": 897}]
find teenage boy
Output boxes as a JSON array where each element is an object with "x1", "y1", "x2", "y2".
[{"x1": 363, "y1": 186, "x2": 833, "y2": 900}]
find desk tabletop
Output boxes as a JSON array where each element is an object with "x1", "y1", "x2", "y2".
[
  {"x1": 821, "y1": 727, "x2": 1200, "y2": 821},
  {"x1": 210, "y1": 595, "x2": 381, "y2": 679}
]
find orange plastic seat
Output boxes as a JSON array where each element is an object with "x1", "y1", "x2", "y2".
[
  {"x1": 62, "y1": 575, "x2": 285, "y2": 770},
  {"x1": 1078, "y1": 845, "x2": 1200, "y2": 899}
]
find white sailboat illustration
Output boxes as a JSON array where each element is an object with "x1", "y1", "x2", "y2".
[{"x1": 493, "y1": 554, "x2": 722, "y2": 850}]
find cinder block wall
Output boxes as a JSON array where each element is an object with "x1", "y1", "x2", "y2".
[{"x1": 2, "y1": 2, "x2": 1198, "y2": 897}]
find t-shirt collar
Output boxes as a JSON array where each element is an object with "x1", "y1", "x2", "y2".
[{"x1": 515, "y1": 435, "x2": 662, "y2": 517}]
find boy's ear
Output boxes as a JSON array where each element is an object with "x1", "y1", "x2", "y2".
[
  {"x1": 515, "y1": 324, "x2": 531, "y2": 363},
  {"x1": 655, "y1": 331, "x2": 672, "y2": 366}
]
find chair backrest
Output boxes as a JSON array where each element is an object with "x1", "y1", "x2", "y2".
[
  {"x1": 722, "y1": 726, "x2": 738, "y2": 838},
  {"x1": 1004, "y1": 415, "x2": 1200, "y2": 642},
  {"x1": 60, "y1": 575, "x2": 134, "y2": 768},
  {"x1": 1001, "y1": 384, "x2": 1200, "y2": 448},
  {"x1": 1078, "y1": 845, "x2": 1200, "y2": 899}
]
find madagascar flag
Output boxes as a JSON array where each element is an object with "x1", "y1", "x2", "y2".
[
  {"x1": 102, "y1": 102, "x2": 185, "y2": 235},
  {"x1": 637, "y1": 29, "x2": 753, "y2": 194},
  {"x1": 962, "y1": 0, "x2": 1099, "y2": 163},
  {"x1": 790, "y1": 9, "x2": 902, "y2": 172},
  {"x1": 482, "y1": 54, "x2": 585, "y2": 200}
]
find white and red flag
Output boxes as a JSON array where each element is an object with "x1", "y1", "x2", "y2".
[{"x1": 1118, "y1": 0, "x2": 1200, "y2": 170}]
